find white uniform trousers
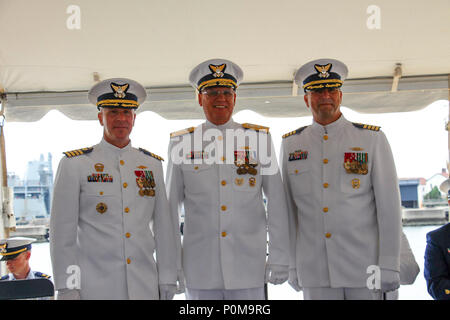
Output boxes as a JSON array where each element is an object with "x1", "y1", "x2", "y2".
[
  {"x1": 303, "y1": 287, "x2": 382, "y2": 300},
  {"x1": 186, "y1": 287, "x2": 265, "y2": 300}
]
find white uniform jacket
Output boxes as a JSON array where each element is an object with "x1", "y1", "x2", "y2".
[
  {"x1": 1, "y1": 270, "x2": 53, "y2": 300},
  {"x1": 50, "y1": 139, "x2": 177, "y2": 299},
  {"x1": 281, "y1": 115, "x2": 401, "y2": 288},
  {"x1": 166, "y1": 119, "x2": 290, "y2": 290}
]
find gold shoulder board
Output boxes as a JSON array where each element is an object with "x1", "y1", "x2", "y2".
[
  {"x1": 282, "y1": 126, "x2": 308, "y2": 138},
  {"x1": 63, "y1": 147, "x2": 94, "y2": 158},
  {"x1": 139, "y1": 148, "x2": 164, "y2": 161},
  {"x1": 35, "y1": 272, "x2": 51, "y2": 279},
  {"x1": 352, "y1": 123, "x2": 381, "y2": 132},
  {"x1": 242, "y1": 123, "x2": 269, "y2": 133},
  {"x1": 170, "y1": 127, "x2": 195, "y2": 138}
]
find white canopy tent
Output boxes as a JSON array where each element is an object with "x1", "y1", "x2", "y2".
[
  {"x1": 0, "y1": 0, "x2": 449, "y2": 239},
  {"x1": 0, "y1": 0, "x2": 449, "y2": 121}
]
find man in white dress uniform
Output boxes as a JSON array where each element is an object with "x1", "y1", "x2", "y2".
[
  {"x1": 50, "y1": 78, "x2": 178, "y2": 300},
  {"x1": 0, "y1": 237, "x2": 52, "y2": 281},
  {"x1": 281, "y1": 58, "x2": 402, "y2": 300},
  {"x1": 166, "y1": 59, "x2": 290, "y2": 300},
  {"x1": 0, "y1": 237, "x2": 53, "y2": 299}
]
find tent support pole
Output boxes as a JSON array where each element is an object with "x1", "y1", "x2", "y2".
[
  {"x1": 0, "y1": 94, "x2": 7, "y2": 276},
  {"x1": 448, "y1": 75, "x2": 450, "y2": 174},
  {"x1": 0, "y1": 94, "x2": 10, "y2": 240}
]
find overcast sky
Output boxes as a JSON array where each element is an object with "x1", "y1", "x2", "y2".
[{"x1": 4, "y1": 99, "x2": 449, "y2": 181}]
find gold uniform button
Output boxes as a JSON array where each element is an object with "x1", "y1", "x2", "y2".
[
  {"x1": 221, "y1": 205, "x2": 227, "y2": 211},
  {"x1": 124, "y1": 207, "x2": 130, "y2": 213},
  {"x1": 323, "y1": 135, "x2": 329, "y2": 141},
  {"x1": 120, "y1": 160, "x2": 125, "y2": 165},
  {"x1": 323, "y1": 183, "x2": 329, "y2": 188},
  {"x1": 127, "y1": 258, "x2": 131, "y2": 264},
  {"x1": 194, "y1": 166, "x2": 199, "y2": 170},
  {"x1": 323, "y1": 159, "x2": 329, "y2": 164},
  {"x1": 295, "y1": 169, "x2": 299, "y2": 174},
  {"x1": 123, "y1": 182, "x2": 128, "y2": 188},
  {"x1": 221, "y1": 180, "x2": 227, "y2": 186},
  {"x1": 325, "y1": 233, "x2": 332, "y2": 239},
  {"x1": 221, "y1": 232, "x2": 227, "y2": 237},
  {"x1": 323, "y1": 207, "x2": 329, "y2": 213},
  {"x1": 126, "y1": 233, "x2": 131, "y2": 238},
  {"x1": 99, "y1": 191, "x2": 104, "y2": 195},
  {"x1": 221, "y1": 156, "x2": 226, "y2": 162}
]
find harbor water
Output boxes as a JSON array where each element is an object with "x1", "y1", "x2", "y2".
[{"x1": 29, "y1": 225, "x2": 438, "y2": 300}]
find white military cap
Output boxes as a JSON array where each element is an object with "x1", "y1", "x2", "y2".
[
  {"x1": 295, "y1": 58, "x2": 348, "y2": 92},
  {"x1": 189, "y1": 58, "x2": 244, "y2": 91},
  {"x1": 439, "y1": 179, "x2": 450, "y2": 194},
  {"x1": 0, "y1": 237, "x2": 36, "y2": 261},
  {"x1": 88, "y1": 78, "x2": 147, "y2": 110}
]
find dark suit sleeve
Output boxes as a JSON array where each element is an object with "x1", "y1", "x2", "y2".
[{"x1": 424, "y1": 233, "x2": 450, "y2": 300}]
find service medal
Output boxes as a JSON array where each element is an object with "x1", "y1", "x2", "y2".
[
  {"x1": 249, "y1": 177, "x2": 256, "y2": 187},
  {"x1": 87, "y1": 173, "x2": 113, "y2": 183},
  {"x1": 135, "y1": 169, "x2": 156, "y2": 197},
  {"x1": 234, "y1": 150, "x2": 258, "y2": 175},
  {"x1": 289, "y1": 150, "x2": 308, "y2": 161},
  {"x1": 186, "y1": 151, "x2": 208, "y2": 160},
  {"x1": 237, "y1": 167, "x2": 247, "y2": 175},
  {"x1": 235, "y1": 178, "x2": 244, "y2": 186},
  {"x1": 247, "y1": 166, "x2": 257, "y2": 175},
  {"x1": 344, "y1": 152, "x2": 368, "y2": 175}
]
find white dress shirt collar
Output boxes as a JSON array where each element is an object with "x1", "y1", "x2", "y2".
[
  {"x1": 311, "y1": 114, "x2": 347, "y2": 136},
  {"x1": 98, "y1": 138, "x2": 132, "y2": 156}
]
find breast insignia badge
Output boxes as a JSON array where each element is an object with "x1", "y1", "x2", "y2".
[{"x1": 351, "y1": 178, "x2": 360, "y2": 189}]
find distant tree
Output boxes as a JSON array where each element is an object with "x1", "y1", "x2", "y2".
[{"x1": 424, "y1": 186, "x2": 444, "y2": 200}]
